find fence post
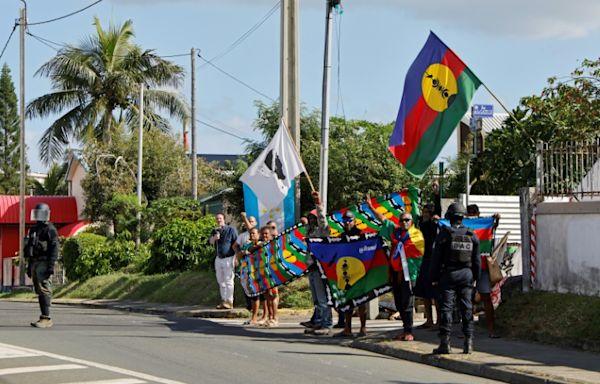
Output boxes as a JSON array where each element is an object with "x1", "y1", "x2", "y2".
[
  {"x1": 536, "y1": 141, "x2": 544, "y2": 197},
  {"x1": 519, "y1": 187, "x2": 534, "y2": 293}
]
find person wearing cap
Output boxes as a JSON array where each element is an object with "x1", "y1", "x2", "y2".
[
  {"x1": 333, "y1": 209, "x2": 369, "y2": 338},
  {"x1": 24, "y1": 203, "x2": 59, "y2": 328},
  {"x1": 302, "y1": 191, "x2": 333, "y2": 336},
  {"x1": 366, "y1": 195, "x2": 424, "y2": 342},
  {"x1": 430, "y1": 202, "x2": 481, "y2": 354}
]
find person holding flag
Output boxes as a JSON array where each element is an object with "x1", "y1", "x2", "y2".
[{"x1": 366, "y1": 194, "x2": 425, "y2": 341}]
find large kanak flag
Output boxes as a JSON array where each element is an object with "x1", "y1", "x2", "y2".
[
  {"x1": 389, "y1": 32, "x2": 481, "y2": 177},
  {"x1": 240, "y1": 120, "x2": 306, "y2": 210}
]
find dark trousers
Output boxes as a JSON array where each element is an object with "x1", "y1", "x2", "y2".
[
  {"x1": 438, "y1": 269, "x2": 474, "y2": 338},
  {"x1": 392, "y1": 272, "x2": 414, "y2": 334},
  {"x1": 31, "y1": 260, "x2": 52, "y2": 318}
]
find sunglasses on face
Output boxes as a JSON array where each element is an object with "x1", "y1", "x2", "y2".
[
  {"x1": 400, "y1": 218, "x2": 412, "y2": 223},
  {"x1": 342, "y1": 218, "x2": 354, "y2": 224}
]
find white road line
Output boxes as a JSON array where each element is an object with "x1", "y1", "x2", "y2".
[
  {"x1": 0, "y1": 345, "x2": 40, "y2": 359},
  {"x1": 58, "y1": 379, "x2": 146, "y2": 384},
  {"x1": 0, "y1": 342, "x2": 186, "y2": 384},
  {"x1": 0, "y1": 364, "x2": 86, "y2": 376}
]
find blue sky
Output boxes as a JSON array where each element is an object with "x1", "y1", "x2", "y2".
[{"x1": 1, "y1": 0, "x2": 599, "y2": 173}]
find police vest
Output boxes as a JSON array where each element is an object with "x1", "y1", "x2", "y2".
[
  {"x1": 446, "y1": 226, "x2": 473, "y2": 269},
  {"x1": 25, "y1": 224, "x2": 54, "y2": 259}
]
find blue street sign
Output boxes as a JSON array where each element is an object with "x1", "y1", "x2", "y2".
[{"x1": 472, "y1": 104, "x2": 494, "y2": 118}]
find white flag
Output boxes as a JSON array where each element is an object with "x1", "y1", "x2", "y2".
[{"x1": 240, "y1": 120, "x2": 306, "y2": 210}]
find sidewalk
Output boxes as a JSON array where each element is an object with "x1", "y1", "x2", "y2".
[{"x1": 4, "y1": 297, "x2": 600, "y2": 384}]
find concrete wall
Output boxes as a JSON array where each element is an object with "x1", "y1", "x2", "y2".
[{"x1": 536, "y1": 201, "x2": 600, "y2": 296}]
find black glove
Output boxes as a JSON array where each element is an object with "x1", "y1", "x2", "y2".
[
  {"x1": 46, "y1": 267, "x2": 54, "y2": 279},
  {"x1": 26, "y1": 263, "x2": 32, "y2": 278}
]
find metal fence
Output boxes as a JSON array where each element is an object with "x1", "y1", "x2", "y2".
[{"x1": 536, "y1": 138, "x2": 600, "y2": 199}]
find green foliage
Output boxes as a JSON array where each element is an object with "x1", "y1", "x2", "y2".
[
  {"x1": 33, "y1": 162, "x2": 68, "y2": 195},
  {"x1": 471, "y1": 58, "x2": 600, "y2": 195},
  {"x1": 26, "y1": 18, "x2": 189, "y2": 164},
  {"x1": 145, "y1": 216, "x2": 216, "y2": 274},
  {"x1": 62, "y1": 233, "x2": 110, "y2": 281},
  {"x1": 0, "y1": 63, "x2": 21, "y2": 194},
  {"x1": 144, "y1": 197, "x2": 204, "y2": 231},
  {"x1": 101, "y1": 194, "x2": 141, "y2": 240}
]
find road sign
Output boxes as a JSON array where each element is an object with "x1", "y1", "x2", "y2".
[{"x1": 472, "y1": 104, "x2": 494, "y2": 118}]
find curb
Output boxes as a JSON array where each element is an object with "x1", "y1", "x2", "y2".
[{"x1": 351, "y1": 339, "x2": 589, "y2": 384}]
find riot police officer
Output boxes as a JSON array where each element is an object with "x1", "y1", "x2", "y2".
[
  {"x1": 25, "y1": 203, "x2": 59, "y2": 328},
  {"x1": 430, "y1": 202, "x2": 480, "y2": 354}
]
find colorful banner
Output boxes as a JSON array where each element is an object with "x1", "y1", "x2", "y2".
[
  {"x1": 238, "y1": 190, "x2": 420, "y2": 297},
  {"x1": 439, "y1": 216, "x2": 496, "y2": 256},
  {"x1": 389, "y1": 32, "x2": 481, "y2": 177},
  {"x1": 308, "y1": 234, "x2": 392, "y2": 312}
]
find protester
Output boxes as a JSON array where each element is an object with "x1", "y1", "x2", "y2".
[
  {"x1": 209, "y1": 213, "x2": 238, "y2": 309},
  {"x1": 333, "y1": 211, "x2": 368, "y2": 338},
  {"x1": 258, "y1": 225, "x2": 279, "y2": 327},
  {"x1": 430, "y1": 203, "x2": 480, "y2": 354},
  {"x1": 414, "y1": 183, "x2": 442, "y2": 329},
  {"x1": 467, "y1": 204, "x2": 501, "y2": 338},
  {"x1": 234, "y1": 212, "x2": 258, "y2": 311},
  {"x1": 366, "y1": 196, "x2": 424, "y2": 341},
  {"x1": 239, "y1": 227, "x2": 264, "y2": 326},
  {"x1": 302, "y1": 191, "x2": 333, "y2": 336},
  {"x1": 25, "y1": 203, "x2": 59, "y2": 328}
]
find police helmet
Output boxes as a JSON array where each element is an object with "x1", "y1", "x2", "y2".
[
  {"x1": 444, "y1": 202, "x2": 466, "y2": 220},
  {"x1": 30, "y1": 203, "x2": 51, "y2": 222}
]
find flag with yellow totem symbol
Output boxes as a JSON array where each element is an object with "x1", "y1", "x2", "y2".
[{"x1": 307, "y1": 233, "x2": 391, "y2": 312}]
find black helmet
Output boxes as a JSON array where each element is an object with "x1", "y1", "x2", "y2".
[
  {"x1": 30, "y1": 203, "x2": 51, "y2": 222},
  {"x1": 444, "y1": 202, "x2": 466, "y2": 220}
]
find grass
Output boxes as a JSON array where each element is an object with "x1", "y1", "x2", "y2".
[
  {"x1": 495, "y1": 291, "x2": 600, "y2": 353},
  {"x1": 1, "y1": 270, "x2": 314, "y2": 309}
]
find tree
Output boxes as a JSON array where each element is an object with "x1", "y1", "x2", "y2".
[
  {"x1": 32, "y1": 162, "x2": 68, "y2": 195},
  {"x1": 226, "y1": 101, "x2": 434, "y2": 216},
  {"x1": 26, "y1": 18, "x2": 189, "y2": 164},
  {"x1": 0, "y1": 63, "x2": 20, "y2": 194},
  {"x1": 471, "y1": 58, "x2": 600, "y2": 195}
]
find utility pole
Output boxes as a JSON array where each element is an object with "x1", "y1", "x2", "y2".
[
  {"x1": 318, "y1": 0, "x2": 338, "y2": 213},
  {"x1": 136, "y1": 83, "x2": 144, "y2": 250},
  {"x1": 280, "y1": 0, "x2": 301, "y2": 219},
  {"x1": 18, "y1": 3, "x2": 27, "y2": 286},
  {"x1": 191, "y1": 48, "x2": 198, "y2": 200}
]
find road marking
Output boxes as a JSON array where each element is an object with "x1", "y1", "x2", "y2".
[
  {"x1": 0, "y1": 345, "x2": 40, "y2": 359},
  {"x1": 58, "y1": 380, "x2": 146, "y2": 384},
  {"x1": 0, "y1": 342, "x2": 185, "y2": 384},
  {"x1": 0, "y1": 364, "x2": 86, "y2": 375}
]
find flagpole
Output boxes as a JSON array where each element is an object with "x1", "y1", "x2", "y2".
[
  {"x1": 280, "y1": 119, "x2": 317, "y2": 193},
  {"x1": 480, "y1": 82, "x2": 520, "y2": 125}
]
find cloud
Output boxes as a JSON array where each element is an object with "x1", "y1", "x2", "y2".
[
  {"x1": 355, "y1": 0, "x2": 600, "y2": 40},
  {"x1": 115, "y1": 0, "x2": 600, "y2": 39}
]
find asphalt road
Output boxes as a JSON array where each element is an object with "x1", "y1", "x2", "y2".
[{"x1": 0, "y1": 301, "x2": 502, "y2": 384}]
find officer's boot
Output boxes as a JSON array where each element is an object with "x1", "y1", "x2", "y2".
[
  {"x1": 31, "y1": 315, "x2": 53, "y2": 328},
  {"x1": 432, "y1": 335, "x2": 452, "y2": 354},
  {"x1": 463, "y1": 337, "x2": 474, "y2": 354}
]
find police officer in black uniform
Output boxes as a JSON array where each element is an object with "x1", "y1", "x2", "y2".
[
  {"x1": 25, "y1": 203, "x2": 59, "y2": 328},
  {"x1": 430, "y1": 202, "x2": 480, "y2": 354}
]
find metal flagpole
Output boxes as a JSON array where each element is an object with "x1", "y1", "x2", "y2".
[{"x1": 318, "y1": 0, "x2": 338, "y2": 214}]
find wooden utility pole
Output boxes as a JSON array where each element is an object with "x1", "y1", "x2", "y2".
[
  {"x1": 136, "y1": 83, "x2": 144, "y2": 249},
  {"x1": 281, "y1": 0, "x2": 300, "y2": 219},
  {"x1": 18, "y1": 4, "x2": 27, "y2": 286},
  {"x1": 191, "y1": 48, "x2": 198, "y2": 200}
]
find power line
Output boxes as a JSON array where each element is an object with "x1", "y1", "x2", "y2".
[
  {"x1": 197, "y1": 119, "x2": 250, "y2": 141},
  {"x1": 27, "y1": 31, "x2": 60, "y2": 51},
  {"x1": 200, "y1": 1, "x2": 280, "y2": 68},
  {"x1": 0, "y1": 23, "x2": 18, "y2": 61},
  {"x1": 27, "y1": 0, "x2": 104, "y2": 26},
  {"x1": 198, "y1": 53, "x2": 276, "y2": 102}
]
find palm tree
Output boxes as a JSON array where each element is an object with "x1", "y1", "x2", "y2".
[
  {"x1": 27, "y1": 17, "x2": 189, "y2": 164},
  {"x1": 32, "y1": 162, "x2": 68, "y2": 195}
]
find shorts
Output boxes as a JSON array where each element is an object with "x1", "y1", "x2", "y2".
[
  {"x1": 476, "y1": 270, "x2": 491, "y2": 294},
  {"x1": 250, "y1": 294, "x2": 265, "y2": 302}
]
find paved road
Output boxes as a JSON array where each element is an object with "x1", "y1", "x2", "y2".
[{"x1": 0, "y1": 301, "x2": 502, "y2": 384}]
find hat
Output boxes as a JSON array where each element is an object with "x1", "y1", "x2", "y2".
[{"x1": 342, "y1": 211, "x2": 355, "y2": 220}]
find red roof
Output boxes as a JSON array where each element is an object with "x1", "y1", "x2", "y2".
[
  {"x1": 0, "y1": 196, "x2": 78, "y2": 224},
  {"x1": 57, "y1": 220, "x2": 90, "y2": 237}
]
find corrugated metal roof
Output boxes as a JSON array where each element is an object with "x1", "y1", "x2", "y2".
[
  {"x1": 0, "y1": 196, "x2": 78, "y2": 224},
  {"x1": 461, "y1": 112, "x2": 509, "y2": 134}
]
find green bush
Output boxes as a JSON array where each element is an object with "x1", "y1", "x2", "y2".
[
  {"x1": 62, "y1": 233, "x2": 110, "y2": 281},
  {"x1": 146, "y1": 216, "x2": 215, "y2": 274}
]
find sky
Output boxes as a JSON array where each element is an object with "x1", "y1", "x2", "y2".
[{"x1": 0, "y1": 0, "x2": 599, "y2": 173}]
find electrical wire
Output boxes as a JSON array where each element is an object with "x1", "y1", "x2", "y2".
[
  {"x1": 196, "y1": 119, "x2": 250, "y2": 141},
  {"x1": 0, "y1": 23, "x2": 18, "y2": 61},
  {"x1": 200, "y1": 114, "x2": 253, "y2": 138},
  {"x1": 27, "y1": 0, "x2": 104, "y2": 26},
  {"x1": 27, "y1": 31, "x2": 60, "y2": 51},
  {"x1": 198, "y1": 53, "x2": 276, "y2": 102},
  {"x1": 200, "y1": 1, "x2": 280, "y2": 68}
]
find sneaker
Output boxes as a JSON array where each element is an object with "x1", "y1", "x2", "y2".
[
  {"x1": 216, "y1": 302, "x2": 226, "y2": 309},
  {"x1": 313, "y1": 328, "x2": 331, "y2": 336},
  {"x1": 31, "y1": 317, "x2": 53, "y2": 328},
  {"x1": 300, "y1": 321, "x2": 315, "y2": 328},
  {"x1": 223, "y1": 301, "x2": 233, "y2": 309}
]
